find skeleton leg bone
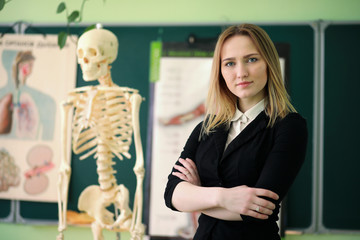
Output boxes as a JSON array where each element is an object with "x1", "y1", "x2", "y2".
[
  {"x1": 57, "y1": 101, "x2": 73, "y2": 240},
  {"x1": 91, "y1": 221, "x2": 104, "y2": 240},
  {"x1": 130, "y1": 166, "x2": 146, "y2": 240},
  {"x1": 57, "y1": 165, "x2": 71, "y2": 234}
]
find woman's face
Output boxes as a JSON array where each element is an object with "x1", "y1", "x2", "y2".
[{"x1": 220, "y1": 35, "x2": 268, "y2": 111}]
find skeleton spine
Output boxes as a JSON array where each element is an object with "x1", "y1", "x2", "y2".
[{"x1": 96, "y1": 141, "x2": 117, "y2": 200}]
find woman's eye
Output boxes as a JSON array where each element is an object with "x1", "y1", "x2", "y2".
[
  {"x1": 225, "y1": 62, "x2": 235, "y2": 67},
  {"x1": 248, "y1": 58, "x2": 257, "y2": 63}
]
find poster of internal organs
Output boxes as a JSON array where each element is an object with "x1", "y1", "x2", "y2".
[
  {"x1": 148, "y1": 41, "x2": 214, "y2": 238},
  {"x1": 0, "y1": 34, "x2": 77, "y2": 202}
]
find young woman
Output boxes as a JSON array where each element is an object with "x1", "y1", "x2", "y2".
[{"x1": 164, "y1": 24, "x2": 308, "y2": 239}]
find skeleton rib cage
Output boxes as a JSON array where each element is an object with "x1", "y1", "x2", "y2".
[{"x1": 70, "y1": 86, "x2": 139, "y2": 162}]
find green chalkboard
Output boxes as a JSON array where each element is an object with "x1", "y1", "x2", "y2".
[
  {"x1": 323, "y1": 24, "x2": 360, "y2": 230},
  {"x1": 0, "y1": 24, "x2": 314, "y2": 229},
  {"x1": 0, "y1": 199, "x2": 11, "y2": 219}
]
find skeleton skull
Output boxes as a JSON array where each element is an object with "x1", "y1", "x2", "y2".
[{"x1": 77, "y1": 28, "x2": 118, "y2": 81}]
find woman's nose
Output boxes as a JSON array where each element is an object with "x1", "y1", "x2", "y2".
[{"x1": 236, "y1": 64, "x2": 249, "y2": 78}]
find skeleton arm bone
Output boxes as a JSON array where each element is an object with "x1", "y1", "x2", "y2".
[
  {"x1": 57, "y1": 99, "x2": 74, "y2": 237},
  {"x1": 130, "y1": 93, "x2": 146, "y2": 239}
]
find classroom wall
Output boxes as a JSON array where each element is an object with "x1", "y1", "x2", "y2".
[
  {"x1": 1, "y1": 1, "x2": 360, "y2": 240},
  {"x1": 0, "y1": 0, "x2": 359, "y2": 24}
]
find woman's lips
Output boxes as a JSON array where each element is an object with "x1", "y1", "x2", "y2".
[{"x1": 237, "y1": 81, "x2": 252, "y2": 87}]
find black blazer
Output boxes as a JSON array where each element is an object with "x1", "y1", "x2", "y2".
[{"x1": 164, "y1": 111, "x2": 308, "y2": 240}]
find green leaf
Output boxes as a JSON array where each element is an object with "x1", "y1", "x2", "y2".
[
  {"x1": 67, "y1": 10, "x2": 80, "y2": 22},
  {"x1": 56, "y1": 2, "x2": 66, "y2": 14},
  {"x1": 84, "y1": 24, "x2": 96, "y2": 33},
  {"x1": 0, "y1": 0, "x2": 5, "y2": 11},
  {"x1": 58, "y1": 31, "x2": 68, "y2": 49}
]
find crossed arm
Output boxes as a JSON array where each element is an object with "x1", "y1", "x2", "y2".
[
  {"x1": 172, "y1": 158, "x2": 278, "y2": 221},
  {"x1": 168, "y1": 114, "x2": 307, "y2": 222}
]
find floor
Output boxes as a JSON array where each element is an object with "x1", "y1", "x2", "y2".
[{"x1": 1, "y1": 223, "x2": 360, "y2": 240}]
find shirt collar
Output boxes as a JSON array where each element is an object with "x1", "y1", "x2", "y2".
[{"x1": 231, "y1": 99, "x2": 265, "y2": 122}]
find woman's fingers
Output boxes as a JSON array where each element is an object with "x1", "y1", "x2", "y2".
[
  {"x1": 182, "y1": 158, "x2": 201, "y2": 185},
  {"x1": 254, "y1": 197, "x2": 276, "y2": 210},
  {"x1": 172, "y1": 158, "x2": 201, "y2": 186},
  {"x1": 183, "y1": 158, "x2": 197, "y2": 169},
  {"x1": 172, "y1": 171, "x2": 187, "y2": 180},
  {"x1": 179, "y1": 158, "x2": 198, "y2": 175},
  {"x1": 252, "y1": 204, "x2": 273, "y2": 216},
  {"x1": 247, "y1": 209, "x2": 271, "y2": 219},
  {"x1": 250, "y1": 188, "x2": 279, "y2": 217},
  {"x1": 240, "y1": 201, "x2": 274, "y2": 219},
  {"x1": 173, "y1": 163, "x2": 189, "y2": 175},
  {"x1": 173, "y1": 164, "x2": 194, "y2": 182},
  {"x1": 254, "y1": 188, "x2": 279, "y2": 201},
  {"x1": 172, "y1": 167, "x2": 198, "y2": 185},
  {"x1": 219, "y1": 186, "x2": 279, "y2": 220}
]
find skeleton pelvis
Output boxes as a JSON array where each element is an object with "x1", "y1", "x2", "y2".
[
  {"x1": 78, "y1": 184, "x2": 133, "y2": 230},
  {"x1": 78, "y1": 185, "x2": 115, "y2": 226}
]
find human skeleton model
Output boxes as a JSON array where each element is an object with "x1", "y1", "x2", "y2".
[{"x1": 57, "y1": 27, "x2": 145, "y2": 240}]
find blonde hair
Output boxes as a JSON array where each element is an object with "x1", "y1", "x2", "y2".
[{"x1": 203, "y1": 23, "x2": 296, "y2": 135}]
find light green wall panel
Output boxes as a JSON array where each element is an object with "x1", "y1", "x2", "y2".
[{"x1": 0, "y1": 0, "x2": 360, "y2": 24}]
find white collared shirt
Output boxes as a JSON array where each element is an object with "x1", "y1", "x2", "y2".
[{"x1": 224, "y1": 99, "x2": 265, "y2": 150}]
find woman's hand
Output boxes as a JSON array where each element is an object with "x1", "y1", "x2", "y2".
[
  {"x1": 217, "y1": 185, "x2": 279, "y2": 219},
  {"x1": 172, "y1": 158, "x2": 201, "y2": 186}
]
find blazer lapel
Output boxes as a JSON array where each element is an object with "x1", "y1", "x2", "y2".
[
  {"x1": 221, "y1": 111, "x2": 268, "y2": 161},
  {"x1": 213, "y1": 123, "x2": 229, "y2": 160}
]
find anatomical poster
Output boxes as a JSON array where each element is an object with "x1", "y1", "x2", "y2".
[
  {"x1": 0, "y1": 34, "x2": 77, "y2": 202},
  {"x1": 148, "y1": 41, "x2": 214, "y2": 238}
]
